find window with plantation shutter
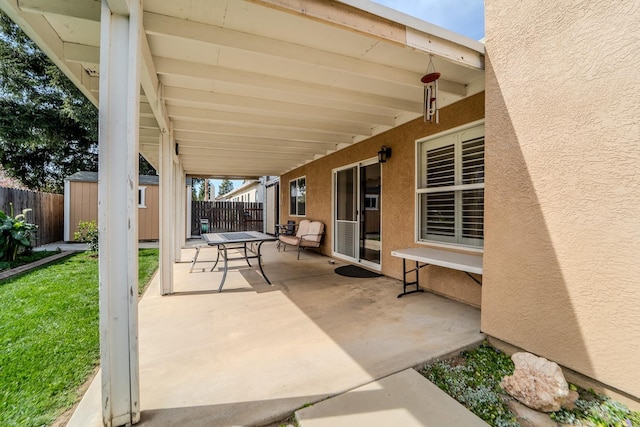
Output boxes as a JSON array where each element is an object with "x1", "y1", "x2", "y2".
[{"x1": 417, "y1": 123, "x2": 484, "y2": 248}]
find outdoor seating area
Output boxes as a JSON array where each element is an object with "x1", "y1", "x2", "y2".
[
  {"x1": 277, "y1": 220, "x2": 325, "y2": 259},
  {"x1": 68, "y1": 242, "x2": 484, "y2": 427}
]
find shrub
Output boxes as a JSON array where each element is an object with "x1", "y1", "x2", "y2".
[
  {"x1": 74, "y1": 220, "x2": 98, "y2": 252},
  {"x1": 0, "y1": 203, "x2": 38, "y2": 261}
]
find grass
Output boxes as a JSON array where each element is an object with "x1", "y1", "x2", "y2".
[
  {"x1": 0, "y1": 250, "x2": 60, "y2": 272},
  {"x1": 0, "y1": 249, "x2": 159, "y2": 427},
  {"x1": 419, "y1": 342, "x2": 640, "y2": 427},
  {"x1": 138, "y1": 248, "x2": 160, "y2": 294}
]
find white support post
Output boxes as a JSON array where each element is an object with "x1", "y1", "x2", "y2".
[
  {"x1": 159, "y1": 130, "x2": 174, "y2": 295},
  {"x1": 174, "y1": 162, "x2": 183, "y2": 261},
  {"x1": 179, "y1": 165, "x2": 187, "y2": 249},
  {"x1": 186, "y1": 179, "x2": 192, "y2": 239},
  {"x1": 98, "y1": 0, "x2": 141, "y2": 425}
]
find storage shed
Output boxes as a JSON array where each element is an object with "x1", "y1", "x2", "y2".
[{"x1": 64, "y1": 171, "x2": 159, "y2": 241}]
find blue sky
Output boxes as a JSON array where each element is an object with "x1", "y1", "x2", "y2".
[
  {"x1": 208, "y1": 179, "x2": 244, "y2": 197},
  {"x1": 370, "y1": 0, "x2": 484, "y2": 40}
]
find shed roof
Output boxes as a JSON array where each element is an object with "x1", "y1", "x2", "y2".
[{"x1": 65, "y1": 171, "x2": 159, "y2": 185}]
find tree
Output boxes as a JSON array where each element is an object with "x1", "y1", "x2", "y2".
[
  {"x1": 191, "y1": 178, "x2": 202, "y2": 201},
  {"x1": 0, "y1": 12, "x2": 158, "y2": 192},
  {"x1": 139, "y1": 154, "x2": 156, "y2": 176},
  {"x1": 218, "y1": 179, "x2": 234, "y2": 196},
  {"x1": 0, "y1": 11, "x2": 99, "y2": 193}
]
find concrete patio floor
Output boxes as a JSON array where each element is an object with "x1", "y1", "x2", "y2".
[{"x1": 69, "y1": 241, "x2": 484, "y2": 426}]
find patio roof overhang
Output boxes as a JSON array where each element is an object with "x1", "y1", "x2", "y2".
[{"x1": 1, "y1": 0, "x2": 484, "y2": 179}]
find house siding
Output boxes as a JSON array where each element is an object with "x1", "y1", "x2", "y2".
[
  {"x1": 281, "y1": 92, "x2": 485, "y2": 307},
  {"x1": 484, "y1": 0, "x2": 640, "y2": 402}
]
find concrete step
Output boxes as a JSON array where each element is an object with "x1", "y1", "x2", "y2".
[{"x1": 295, "y1": 369, "x2": 490, "y2": 427}]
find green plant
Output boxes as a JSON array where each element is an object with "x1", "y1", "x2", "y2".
[
  {"x1": 420, "y1": 342, "x2": 640, "y2": 427},
  {"x1": 420, "y1": 342, "x2": 519, "y2": 426},
  {"x1": 551, "y1": 387, "x2": 640, "y2": 426},
  {"x1": 74, "y1": 220, "x2": 98, "y2": 252},
  {"x1": 0, "y1": 203, "x2": 38, "y2": 261}
]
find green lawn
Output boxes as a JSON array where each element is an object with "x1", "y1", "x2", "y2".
[
  {"x1": 0, "y1": 250, "x2": 60, "y2": 272},
  {"x1": 0, "y1": 248, "x2": 159, "y2": 427}
]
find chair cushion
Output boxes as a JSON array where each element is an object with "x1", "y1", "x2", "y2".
[
  {"x1": 304, "y1": 221, "x2": 324, "y2": 243},
  {"x1": 296, "y1": 220, "x2": 310, "y2": 238},
  {"x1": 279, "y1": 235, "x2": 299, "y2": 246},
  {"x1": 299, "y1": 239, "x2": 321, "y2": 248}
]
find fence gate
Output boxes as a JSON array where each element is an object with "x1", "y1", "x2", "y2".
[{"x1": 191, "y1": 201, "x2": 263, "y2": 235}]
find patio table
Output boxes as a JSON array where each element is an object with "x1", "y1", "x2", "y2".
[
  {"x1": 196, "y1": 231, "x2": 277, "y2": 292},
  {"x1": 391, "y1": 247, "x2": 483, "y2": 298}
]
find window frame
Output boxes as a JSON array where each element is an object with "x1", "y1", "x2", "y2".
[
  {"x1": 289, "y1": 176, "x2": 306, "y2": 217},
  {"x1": 415, "y1": 120, "x2": 485, "y2": 252},
  {"x1": 138, "y1": 186, "x2": 147, "y2": 208},
  {"x1": 364, "y1": 194, "x2": 379, "y2": 211}
]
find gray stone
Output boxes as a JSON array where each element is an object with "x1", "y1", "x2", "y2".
[
  {"x1": 507, "y1": 399, "x2": 558, "y2": 427},
  {"x1": 501, "y1": 352, "x2": 569, "y2": 412}
]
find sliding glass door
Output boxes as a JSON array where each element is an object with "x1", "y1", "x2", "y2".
[{"x1": 333, "y1": 159, "x2": 381, "y2": 269}]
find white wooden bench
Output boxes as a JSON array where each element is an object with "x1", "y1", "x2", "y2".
[{"x1": 391, "y1": 247, "x2": 483, "y2": 298}]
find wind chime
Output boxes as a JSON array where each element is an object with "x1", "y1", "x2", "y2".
[{"x1": 421, "y1": 55, "x2": 440, "y2": 124}]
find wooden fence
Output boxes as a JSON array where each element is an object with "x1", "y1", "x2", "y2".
[
  {"x1": 0, "y1": 187, "x2": 64, "y2": 246},
  {"x1": 192, "y1": 201, "x2": 263, "y2": 235}
]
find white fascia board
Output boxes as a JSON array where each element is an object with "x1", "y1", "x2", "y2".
[
  {"x1": 336, "y1": 0, "x2": 485, "y2": 53},
  {"x1": 406, "y1": 27, "x2": 484, "y2": 70}
]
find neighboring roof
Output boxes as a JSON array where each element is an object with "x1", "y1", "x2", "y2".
[
  {"x1": 216, "y1": 180, "x2": 260, "y2": 200},
  {"x1": 0, "y1": 166, "x2": 28, "y2": 190},
  {"x1": 65, "y1": 171, "x2": 159, "y2": 185}
]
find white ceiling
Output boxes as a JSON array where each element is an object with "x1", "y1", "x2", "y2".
[{"x1": 1, "y1": 0, "x2": 484, "y2": 178}]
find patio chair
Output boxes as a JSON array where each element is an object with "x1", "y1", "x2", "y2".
[
  {"x1": 275, "y1": 220, "x2": 296, "y2": 250},
  {"x1": 278, "y1": 219, "x2": 324, "y2": 259}
]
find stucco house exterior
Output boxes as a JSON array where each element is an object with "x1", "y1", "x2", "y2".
[{"x1": 1, "y1": 0, "x2": 637, "y2": 424}]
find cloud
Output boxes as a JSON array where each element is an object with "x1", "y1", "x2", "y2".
[{"x1": 370, "y1": 0, "x2": 485, "y2": 40}]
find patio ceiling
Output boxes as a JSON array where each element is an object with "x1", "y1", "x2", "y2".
[{"x1": 1, "y1": 0, "x2": 485, "y2": 178}]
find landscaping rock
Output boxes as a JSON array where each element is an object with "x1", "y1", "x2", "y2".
[
  {"x1": 507, "y1": 399, "x2": 558, "y2": 427},
  {"x1": 561, "y1": 390, "x2": 579, "y2": 410},
  {"x1": 501, "y1": 352, "x2": 569, "y2": 412}
]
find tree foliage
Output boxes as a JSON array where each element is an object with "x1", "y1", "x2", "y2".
[
  {"x1": 0, "y1": 11, "x2": 99, "y2": 193},
  {"x1": 191, "y1": 178, "x2": 215, "y2": 201},
  {"x1": 218, "y1": 179, "x2": 234, "y2": 196}
]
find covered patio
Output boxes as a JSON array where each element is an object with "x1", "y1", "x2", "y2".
[
  {"x1": 70, "y1": 243, "x2": 484, "y2": 426},
  {"x1": 0, "y1": 0, "x2": 486, "y2": 424}
]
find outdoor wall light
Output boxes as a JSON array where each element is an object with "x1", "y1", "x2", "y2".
[{"x1": 378, "y1": 146, "x2": 392, "y2": 163}]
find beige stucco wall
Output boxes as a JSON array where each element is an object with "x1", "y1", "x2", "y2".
[
  {"x1": 484, "y1": 0, "x2": 640, "y2": 400},
  {"x1": 281, "y1": 92, "x2": 484, "y2": 307}
]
